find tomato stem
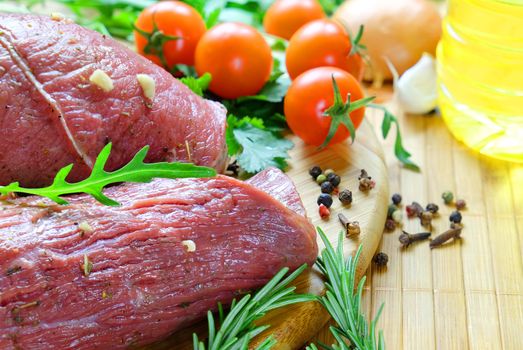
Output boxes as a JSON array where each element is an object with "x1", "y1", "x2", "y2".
[
  {"x1": 133, "y1": 14, "x2": 182, "y2": 69},
  {"x1": 320, "y1": 75, "x2": 375, "y2": 149}
]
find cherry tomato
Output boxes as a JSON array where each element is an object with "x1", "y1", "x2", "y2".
[
  {"x1": 195, "y1": 23, "x2": 273, "y2": 99},
  {"x1": 285, "y1": 19, "x2": 365, "y2": 81},
  {"x1": 263, "y1": 0, "x2": 325, "y2": 40},
  {"x1": 134, "y1": 1, "x2": 206, "y2": 69},
  {"x1": 284, "y1": 67, "x2": 366, "y2": 147}
]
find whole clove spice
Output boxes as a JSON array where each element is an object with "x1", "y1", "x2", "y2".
[
  {"x1": 358, "y1": 169, "x2": 375, "y2": 191},
  {"x1": 339, "y1": 213, "x2": 361, "y2": 237},
  {"x1": 347, "y1": 221, "x2": 361, "y2": 237},
  {"x1": 399, "y1": 231, "x2": 431, "y2": 248},
  {"x1": 430, "y1": 226, "x2": 462, "y2": 249}
]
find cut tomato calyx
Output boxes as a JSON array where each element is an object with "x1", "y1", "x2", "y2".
[
  {"x1": 320, "y1": 75, "x2": 375, "y2": 148},
  {"x1": 134, "y1": 18, "x2": 181, "y2": 69}
]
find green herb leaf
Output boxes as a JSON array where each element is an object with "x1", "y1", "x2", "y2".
[
  {"x1": 369, "y1": 103, "x2": 420, "y2": 171},
  {"x1": 307, "y1": 228, "x2": 386, "y2": 350},
  {"x1": 226, "y1": 115, "x2": 293, "y2": 174},
  {"x1": 180, "y1": 73, "x2": 212, "y2": 97},
  {"x1": 321, "y1": 76, "x2": 375, "y2": 148},
  {"x1": 193, "y1": 264, "x2": 315, "y2": 350},
  {"x1": 317, "y1": 0, "x2": 345, "y2": 16},
  {"x1": 180, "y1": 0, "x2": 205, "y2": 15},
  {"x1": 0, "y1": 143, "x2": 216, "y2": 206},
  {"x1": 237, "y1": 73, "x2": 291, "y2": 103},
  {"x1": 235, "y1": 125, "x2": 293, "y2": 173}
]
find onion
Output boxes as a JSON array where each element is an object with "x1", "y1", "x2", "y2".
[{"x1": 334, "y1": 0, "x2": 442, "y2": 83}]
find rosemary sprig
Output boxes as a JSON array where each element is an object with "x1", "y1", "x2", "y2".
[
  {"x1": 193, "y1": 264, "x2": 316, "y2": 350},
  {"x1": 307, "y1": 228, "x2": 385, "y2": 350},
  {"x1": 0, "y1": 143, "x2": 216, "y2": 206},
  {"x1": 193, "y1": 228, "x2": 385, "y2": 350}
]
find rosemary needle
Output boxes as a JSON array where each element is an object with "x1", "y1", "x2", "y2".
[
  {"x1": 307, "y1": 228, "x2": 385, "y2": 350},
  {"x1": 193, "y1": 263, "x2": 315, "y2": 350}
]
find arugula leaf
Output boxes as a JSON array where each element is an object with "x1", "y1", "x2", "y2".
[
  {"x1": 226, "y1": 115, "x2": 293, "y2": 174},
  {"x1": 180, "y1": 73, "x2": 212, "y2": 97},
  {"x1": 369, "y1": 103, "x2": 420, "y2": 171},
  {"x1": 0, "y1": 143, "x2": 216, "y2": 206}
]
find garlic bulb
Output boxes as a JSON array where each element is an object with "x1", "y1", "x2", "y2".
[{"x1": 397, "y1": 53, "x2": 438, "y2": 114}]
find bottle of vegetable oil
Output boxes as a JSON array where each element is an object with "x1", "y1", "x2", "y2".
[{"x1": 437, "y1": 0, "x2": 523, "y2": 162}]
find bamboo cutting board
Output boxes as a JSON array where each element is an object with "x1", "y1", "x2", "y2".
[{"x1": 145, "y1": 118, "x2": 389, "y2": 349}]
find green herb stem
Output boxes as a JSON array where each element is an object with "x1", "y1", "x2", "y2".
[
  {"x1": 368, "y1": 103, "x2": 420, "y2": 171},
  {"x1": 193, "y1": 264, "x2": 316, "y2": 350},
  {"x1": 307, "y1": 228, "x2": 385, "y2": 350}
]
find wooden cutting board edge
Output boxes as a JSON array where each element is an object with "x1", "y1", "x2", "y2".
[{"x1": 249, "y1": 119, "x2": 389, "y2": 349}]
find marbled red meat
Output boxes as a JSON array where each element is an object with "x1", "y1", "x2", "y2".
[
  {"x1": 0, "y1": 14, "x2": 227, "y2": 187},
  {"x1": 0, "y1": 168, "x2": 317, "y2": 350}
]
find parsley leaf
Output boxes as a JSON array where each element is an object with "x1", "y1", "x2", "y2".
[
  {"x1": 179, "y1": 73, "x2": 212, "y2": 97},
  {"x1": 226, "y1": 115, "x2": 293, "y2": 174}
]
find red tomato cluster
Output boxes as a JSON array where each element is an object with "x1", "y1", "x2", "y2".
[
  {"x1": 134, "y1": 2, "x2": 273, "y2": 99},
  {"x1": 134, "y1": 0, "x2": 368, "y2": 147}
]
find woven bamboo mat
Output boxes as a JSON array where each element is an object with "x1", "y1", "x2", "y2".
[{"x1": 310, "y1": 87, "x2": 523, "y2": 350}]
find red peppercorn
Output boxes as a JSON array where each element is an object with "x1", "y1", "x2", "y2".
[{"x1": 319, "y1": 204, "x2": 330, "y2": 219}]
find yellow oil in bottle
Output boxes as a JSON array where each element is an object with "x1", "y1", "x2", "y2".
[{"x1": 437, "y1": 0, "x2": 523, "y2": 162}]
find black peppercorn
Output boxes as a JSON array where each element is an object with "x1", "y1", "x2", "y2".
[
  {"x1": 338, "y1": 189, "x2": 352, "y2": 205},
  {"x1": 426, "y1": 203, "x2": 439, "y2": 214},
  {"x1": 373, "y1": 252, "x2": 388, "y2": 267},
  {"x1": 309, "y1": 166, "x2": 322, "y2": 180},
  {"x1": 449, "y1": 210, "x2": 462, "y2": 224},
  {"x1": 317, "y1": 193, "x2": 333, "y2": 208},
  {"x1": 321, "y1": 181, "x2": 334, "y2": 194},
  {"x1": 327, "y1": 173, "x2": 341, "y2": 187},
  {"x1": 391, "y1": 193, "x2": 402, "y2": 205}
]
